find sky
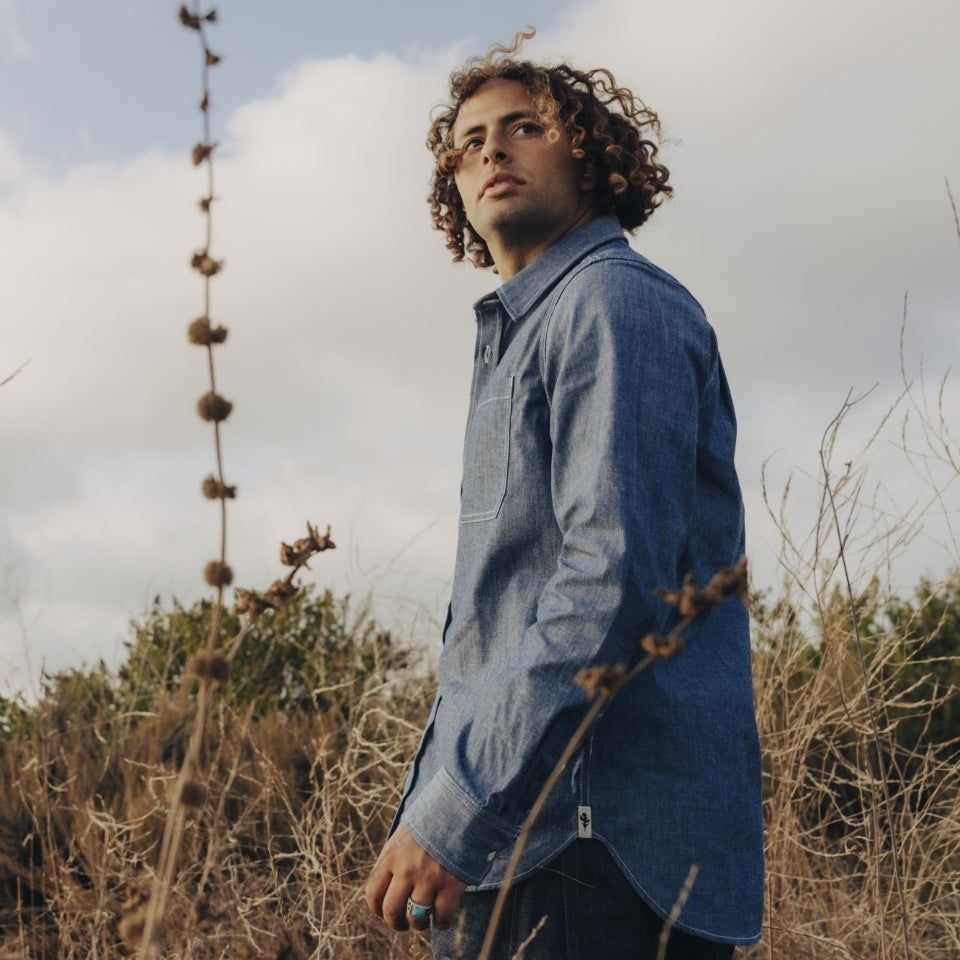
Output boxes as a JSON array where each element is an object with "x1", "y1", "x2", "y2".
[{"x1": 2, "y1": 0, "x2": 959, "y2": 694}]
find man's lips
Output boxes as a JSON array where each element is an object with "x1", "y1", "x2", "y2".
[{"x1": 480, "y1": 173, "x2": 523, "y2": 198}]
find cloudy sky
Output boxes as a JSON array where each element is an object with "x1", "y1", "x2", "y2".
[{"x1": 2, "y1": 0, "x2": 959, "y2": 693}]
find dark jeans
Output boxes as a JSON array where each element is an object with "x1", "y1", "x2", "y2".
[{"x1": 432, "y1": 840, "x2": 736, "y2": 960}]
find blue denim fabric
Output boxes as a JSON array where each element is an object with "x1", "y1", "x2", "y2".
[
  {"x1": 394, "y1": 216, "x2": 764, "y2": 944},
  {"x1": 431, "y1": 840, "x2": 736, "y2": 960}
]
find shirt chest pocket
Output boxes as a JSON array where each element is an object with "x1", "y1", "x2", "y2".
[{"x1": 460, "y1": 376, "x2": 514, "y2": 524}]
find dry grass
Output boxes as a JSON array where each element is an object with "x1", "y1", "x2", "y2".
[
  {"x1": 0, "y1": 595, "x2": 435, "y2": 959},
  {"x1": 746, "y1": 580, "x2": 960, "y2": 960},
  {"x1": 741, "y1": 346, "x2": 960, "y2": 958},
  {"x1": 1, "y1": 553, "x2": 957, "y2": 959}
]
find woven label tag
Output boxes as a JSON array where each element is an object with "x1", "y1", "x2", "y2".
[{"x1": 577, "y1": 805, "x2": 593, "y2": 839}]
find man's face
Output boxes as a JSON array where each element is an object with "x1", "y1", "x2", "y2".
[{"x1": 451, "y1": 78, "x2": 594, "y2": 271}]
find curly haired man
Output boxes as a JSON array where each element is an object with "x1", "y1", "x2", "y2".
[{"x1": 366, "y1": 33, "x2": 764, "y2": 960}]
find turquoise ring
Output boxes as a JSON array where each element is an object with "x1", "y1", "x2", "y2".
[{"x1": 406, "y1": 898, "x2": 434, "y2": 922}]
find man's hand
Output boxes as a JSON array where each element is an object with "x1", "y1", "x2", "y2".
[{"x1": 365, "y1": 824, "x2": 467, "y2": 932}]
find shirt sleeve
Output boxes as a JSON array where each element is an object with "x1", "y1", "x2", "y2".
[{"x1": 400, "y1": 256, "x2": 728, "y2": 884}]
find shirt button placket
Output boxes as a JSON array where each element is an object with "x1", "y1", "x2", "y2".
[{"x1": 472, "y1": 304, "x2": 502, "y2": 404}]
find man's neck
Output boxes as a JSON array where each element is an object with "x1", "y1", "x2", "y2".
[{"x1": 490, "y1": 208, "x2": 596, "y2": 281}]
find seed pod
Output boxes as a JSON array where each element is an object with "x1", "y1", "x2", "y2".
[
  {"x1": 201, "y1": 474, "x2": 237, "y2": 499},
  {"x1": 191, "y1": 142, "x2": 216, "y2": 166},
  {"x1": 188, "y1": 653, "x2": 231, "y2": 683},
  {"x1": 181, "y1": 780, "x2": 208, "y2": 808},
  {"x1": 263, "y1": 579, "x2": 298, "y2": 605},
  {"x1": 118, "y1": 910, "x2": 146, "y2": 948},
  {"x1": 178, "y1": 5, "x2": 201, "y2": 30},
  {"x1": 204, "y1": 560, "x2": 234, "y2": 587},
  {"x1": 190, "y1": 250, "x2": 224, "y2": 276},
  {"x1": 197, "y1": 392, "x2": 233, "y2": 423},
  {"x1": 235, "y1": 588, "x2": 275, "y2": 617},
  {"x1": 188, "y1": 316, "x2": 228, "y2": 346},
  {"x1": 640, "y1": 632, "x2": 684, "y2": 658},
  {"x1": 575, "y1": 664, "x2": 625, "y2": 698}
]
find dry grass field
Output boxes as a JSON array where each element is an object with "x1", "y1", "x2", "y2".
[{"x1": 0, "y1": 547, "x2": 957, "y2": 958}]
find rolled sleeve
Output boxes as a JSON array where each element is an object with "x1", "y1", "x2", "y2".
[{"x1": 401, "y1": 768, "x2": 519, "y2": 885}]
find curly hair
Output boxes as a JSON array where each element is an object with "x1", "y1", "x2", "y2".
[{"x1": 427, "y1": 29, "x2": 673, "y2": 268}]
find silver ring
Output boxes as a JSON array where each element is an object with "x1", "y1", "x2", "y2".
[{"x1": 406, "y1": 897, "x2": 434, "y2": 922}]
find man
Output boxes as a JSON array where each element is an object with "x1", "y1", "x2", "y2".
[{"x1": 366, "y1": 35, "x2": 764, "y2": 960}]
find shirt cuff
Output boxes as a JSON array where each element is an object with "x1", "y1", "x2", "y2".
[{"x1": 400, "y1": 767, "x2": 519, "y2": 885}]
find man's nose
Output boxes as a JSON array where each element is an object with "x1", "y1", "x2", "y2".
[{"x1": 481, "y1": 133, "x2": 509, "y2": 164}]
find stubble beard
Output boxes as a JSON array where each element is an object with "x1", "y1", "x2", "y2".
[{"x1": 481, "y1": 198, "x2": 558, "y2": 258}]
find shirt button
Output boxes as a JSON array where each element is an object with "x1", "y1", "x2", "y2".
[{"x1": 483, "y1": 345, "x2": 492, "y2": 364}]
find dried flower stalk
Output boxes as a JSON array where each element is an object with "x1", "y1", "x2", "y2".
[
  {"x1": 133, "y1": 18, "x2": 339, "y2": 952},
  {"x1": 137, "y1": 5, "x2": 229, "y2": 953}
]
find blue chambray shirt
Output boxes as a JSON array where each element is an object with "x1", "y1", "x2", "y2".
[{"x1": 394, "y1": 215, "x2": 764, "y2": 944}]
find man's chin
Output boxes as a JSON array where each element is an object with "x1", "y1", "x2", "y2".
[{"x1": 484, "y1": 206, "x2": 549, "y2": 244}]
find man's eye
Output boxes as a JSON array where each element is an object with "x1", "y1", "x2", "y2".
[
  {"x1": 514, "y1": 122, "x2": 541, "y2": 136},
  {"x1": 462, "y1": 137, "x2": 483, "y2": 151}
]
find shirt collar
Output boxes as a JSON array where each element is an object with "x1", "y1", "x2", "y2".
[{"x1": 481, "y1": 215, "x2": 627, "y2": 321}]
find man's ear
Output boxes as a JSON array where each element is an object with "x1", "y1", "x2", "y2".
[{"x1": 579, "y1": 161, "x2": 597, "y2": 192}]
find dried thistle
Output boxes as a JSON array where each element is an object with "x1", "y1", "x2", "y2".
[
  {"x1": 654, "y1": 557, "x2": 748, "y2": 619},
  {"x1": 203, "y1": 560, "x2": 234, "y2": 587},
  {"x1": 122, "y1": 883, "x2": 151, "y2": 913},
  {"x1": 180, "y1": 780, "x2": 207, "y2": 808},
  {"x1": 119, "y1": 909, "x2": 147, "y2": 949},
  {"x1": 280, "y1": 522, "x2": 336, "y2": 567},
  {"x1": 575, "y1": 664, "x2": 625, "y2": 699},
  {"x1": 653, "y1": 573, "x2": 712, "y2": 619},
  {"x1": 119, "y1": 882, "x2": 151, "y2": 946},
  {"x1": 703, "y1": 555, "x2": 749, "y2": 607},
  {"x1": 198, "y1": 195, "x2": 213, "y2": 212},
  {"x1": 188, "y1": 652, "x2": 231, "y2": 683},
  {"x1": 233, "y1": 579, "x2": 299, "y2": 619},
  {"x1": 188, "y1": 315, "x2": 228, "y2": 346},
  {"x1": 234, "y1": 587, "x2": 276, "y2": 618},
  {"x1": 233, "y1": 524, "x2": 334, "y2": 620},
  {"x1": 201, "y1": 474, "x2": 237, "y2": 500},
  {"x1": 264, "y1": 578, "x2": 300, "y2": 605},
  {"x1": 177, "y1": 5, "x2": 201, "y2": 29},
  {"x1": 640, "y1": 632, "x2": 684, "y2": 658},
  {"x1": 204, "y1": 48, "x2": 221, "y2": 66},
  {"x1": 197, "y1": 391, "x2": 233, "y2": 423},
  {"x1": 191, "y1": 141, "x2": 217, "y2": 165},
  {"x1": 190, "y1": 250, "x2": 223, "y2": 276}
]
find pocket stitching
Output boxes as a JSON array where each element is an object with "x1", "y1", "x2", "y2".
[{"x1": 460, "y1": 379, "x2": 513, "y2": 524}]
